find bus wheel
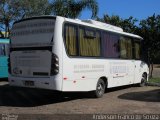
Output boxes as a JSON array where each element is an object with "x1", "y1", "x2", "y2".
[
  {"x1": 93, "y1": 79, "x2": 105, "y2": 98},
  {"x1": 139, "y1": 74, "x2": 147, "y2": 87}
]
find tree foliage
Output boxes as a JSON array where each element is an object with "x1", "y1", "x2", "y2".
[
  {"x1": 0, "y1": 0, "x2": 98, "y2": 38},
  {"x1": 49, "y1": 0, "x2": 98, "y2": 18},
  {"x1": 138, "y1": 14, "x2": 160, "y2": 77},
  {"x1": 97, "y1": 14, "x2": 138, "y2": 33},
  {"x1": 138, "y1": 14, "x2": 160, "y2": 58},
  {"x1": 0, "y1": 0, "x2": 50, "y2": 38},
  {"x1": 0, "y1": 0, "x2": 21, "y2": 37}
]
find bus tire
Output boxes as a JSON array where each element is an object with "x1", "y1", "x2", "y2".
[
  {"x1": 93, "y1": 78, "x2": 105, "y2": 98},
  {"x1": 139, "y1": 73, "x2": 147, "y2": 87}
]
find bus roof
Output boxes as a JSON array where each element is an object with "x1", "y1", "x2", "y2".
[
  {"x1": 0, "y1": 38, "x2": 10, "y2": 44},
  {"x1": 64, "y1": 17, "x2": 143, "y2": 40},
  {"x1": 13, "y1": 15, "x2": 143, "y2": 40}
]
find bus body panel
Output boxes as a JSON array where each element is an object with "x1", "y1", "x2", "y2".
[
  {"x1": 134, "y1": 60, "x2": 149, "y2": 83},
  {"x1": 9, "y1": 16, "x2": 149, "y2": 92},
  {"x1": 62, "y1": 56, "x2": 106, "y2": 91},
  {"x1": 62, "y1": 46, "x2": 138, "y2": 91},
  {"x1": 10, "y1": 50, "x2": 52, "y2": 77},
  {"x1": 9, "y1": 17, "x2": 64, "y2": 91}
]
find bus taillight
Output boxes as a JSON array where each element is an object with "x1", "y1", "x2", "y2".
[{"x1": 51, "y1": 54, "x2": 59, "y2": 75}]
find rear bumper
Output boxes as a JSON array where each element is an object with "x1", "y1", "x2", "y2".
[{"x1": 8, "y1": 76, "x2": 60, "y2": 90}]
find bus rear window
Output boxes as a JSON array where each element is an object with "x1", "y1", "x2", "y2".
[{"x1": 11, "y1": 18, "x2": 56, "y2": 47}]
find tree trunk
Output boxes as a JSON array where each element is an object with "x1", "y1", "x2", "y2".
[
  {"x1": 150, "y1": 62, "x2": 154, "y2": 78},
  {"x1": 5, "y1": 25, "x2": 7, "y2": 38},
  {"x1": 148, "y1": 53, "x2": 151, "y2": 78}
]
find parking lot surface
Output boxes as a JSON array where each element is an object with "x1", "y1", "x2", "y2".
[{"x1": 0, "y1": 81, "x2": 159, "y2": 115}]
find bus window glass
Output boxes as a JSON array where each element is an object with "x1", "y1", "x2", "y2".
[
  {"x1": 102, "y1": 32, "x2": 120, "y2": 58},
  {"x1": 64, "y1": 24, "x2": 78, "y2": 56},
  {"x1": 0, "y1": 44, "x2": 5, "y2": 56},
  {"x1": 5, "y1": 44, "x2": 9, "y2": 56},
  {"x1": 120, "y1": 36, "x2": 133, "y2": 59},
  {"x1": 79, "y1": 27, "x2": 101, "y2": 57},
  {"x1": 135, "y1": 42, "x2": 141, "y2": 59}
]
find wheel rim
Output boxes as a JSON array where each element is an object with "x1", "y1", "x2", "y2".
[{"x1": 97, "y1": 82, "x2": 104, "y2": 95}]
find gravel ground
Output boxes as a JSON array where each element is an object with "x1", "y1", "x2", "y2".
[
  {"x1": 0, "y1": 66, "x2": 159, "y2": 120},
  {"x1": 0, "y1": 82, "x2": 159, "y2": 116}
]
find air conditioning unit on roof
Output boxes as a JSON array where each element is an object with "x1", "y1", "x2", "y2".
[{"x1": 82, "y1": 19, "x2": 123, "y2": 32}]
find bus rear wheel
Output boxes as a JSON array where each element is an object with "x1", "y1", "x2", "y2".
[
  {"x1": 139, "y1": 74, "x2": 147, "y2": 87},
  {"x1": 93, "y1": 79, "x2": 105, "y2": 98}
]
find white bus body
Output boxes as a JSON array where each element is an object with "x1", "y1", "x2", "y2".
[{"x1": 9, "y1": 16, "x2": 149, "y2": 97}]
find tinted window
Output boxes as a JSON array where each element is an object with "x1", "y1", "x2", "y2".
[
  {"x1": 64, "y1": 24, "x2": 78, "y2": 56},
  {"x1": 134, "y1": 41, "x2": 141, "y2": 59},
  {"x1": 64, "y1": 23, "x2": 140, "y2": 60},
  {"x1": 119, "y1": 36, "x2": 133, "y2": 59},
  {"x1": 102, "y1": 32, "x2": 120, "y2": 58},
  {"x1": 79, "y1": 27, "x2": 101, "y2": 57}
]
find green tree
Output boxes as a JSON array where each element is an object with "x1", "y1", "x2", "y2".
[
  {"x1": 97, "y1": 14, "x2": 138, "y2": 33},
  {"x1": 49, "y1": 0, "x2": 98, "y2": 18},
  {"x1": 138, "y1": 14, "x2": 160, "y2": 77},
  {"x1": 0, "y1": 0, "x2": 50, "y2": 38},
  {"x1": 97, "y1": 14, "x2": 122, "y2": 26},
  {"x1": 0, "y1": 0, "x2": 98, "y2": 37},
  {"x1": 0, "y1": 0, "x2": 19, "y2": 38},
  {"x1": 18, "y1": 0, "x2": 51, "y2": 18}
]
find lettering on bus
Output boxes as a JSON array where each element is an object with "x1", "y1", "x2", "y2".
[
  {"x1": 11, "y1": 28, "x2": 54, "y2": 37},
  {"x1": 13, "y1": 21, "x2": 55, "y2": 30},
  {"x1": 110, "y1": 62, "x2": 129, "y2": 74},
  {"x1": 74, "y1": 64, "x2": 104, "y2": 73}
]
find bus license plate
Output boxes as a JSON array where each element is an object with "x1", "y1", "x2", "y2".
[{"x1": 24, "y1": 81, "x2": 34, "y2": 86}]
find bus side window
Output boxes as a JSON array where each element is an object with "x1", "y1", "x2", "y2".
[
  {"x1": 101, "y1": 32, "x2": 120, "y2": 58},
  {"x1": 79, "y1": 27, "x2": 101, "y2": 57},
  {"x1": 64, "y1": 24, "x2": 78, "y2": 56},
  {"x1": 134, "y1": 41, "x2": 141, "y2": 60},
  {"x1": 0, "y1": 44, "x2": 5, "y2": 56},
  {"x1": 120, "y1": 36, "x2": 133, "y2": 59}
]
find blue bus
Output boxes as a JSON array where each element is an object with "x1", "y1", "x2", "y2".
[{"x1": 0, "y1": 38, "x2": 9, "y2": 78}]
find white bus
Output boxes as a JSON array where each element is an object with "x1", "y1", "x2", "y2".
[{"x1": 9, "y1": 16, "x2": 149, "y2": 98}]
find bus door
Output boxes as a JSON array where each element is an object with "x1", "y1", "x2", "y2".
[
  {"x1": 127, "y1": 60, "x2": 135, "y2": 84},
  {"x1": 133, "y1": 41, "x2": 142, "y2": 83},
  {"x1": 116, "y1": 37, "x2": 135, "y2": 85}
]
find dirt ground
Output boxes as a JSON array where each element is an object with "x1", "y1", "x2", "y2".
[
  {"x1": 0, "y1": 66, "x2": 159, "y2": 120},
  {"x1": 0, "y1": 81, "x2": 159, "y2": 119}
]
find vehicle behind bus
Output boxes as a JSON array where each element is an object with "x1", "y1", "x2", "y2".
[
  {"x1": 0, "y1": 38, "x2": 9, "y2": 78},
  {"x1": 9, "y1": 16, "x2": 149, "y2": 98}
]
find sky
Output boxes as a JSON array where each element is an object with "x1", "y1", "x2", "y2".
[{"x1": 80, "y1": 0, "x2": 160, "y2": 21}]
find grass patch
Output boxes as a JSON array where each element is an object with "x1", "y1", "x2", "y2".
[{"x1": 148, "y1": 78, "x2": 160, "y2": 83}]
